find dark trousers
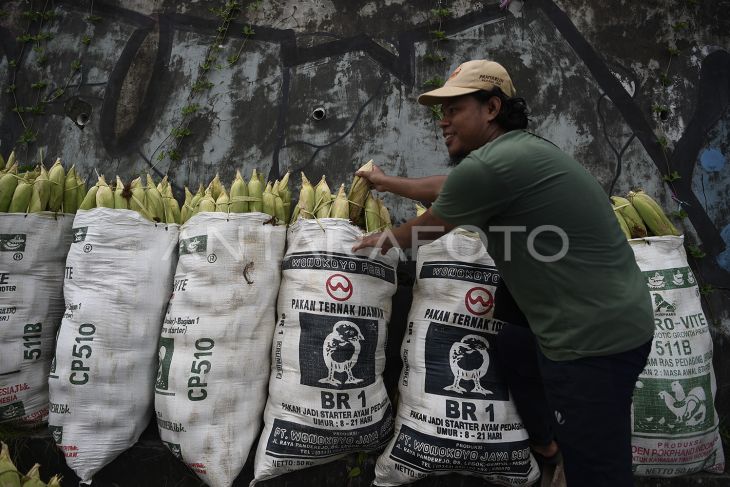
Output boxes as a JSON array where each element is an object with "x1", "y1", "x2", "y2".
[{"x1": 497, "y1": 323, "x2": 651, "y2": 487}]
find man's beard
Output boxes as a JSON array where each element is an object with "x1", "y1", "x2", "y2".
[{"x1": 448, "y1": 153, "x2": 467, "y2": 167}]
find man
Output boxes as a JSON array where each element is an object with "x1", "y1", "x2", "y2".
[{"x1": 353, "y1": 60, "x2": 654, "y2": 486}]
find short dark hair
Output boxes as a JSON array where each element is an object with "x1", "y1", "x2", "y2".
[{"x1": 470, "y1": 88, "x2": 529, "y2": 130}]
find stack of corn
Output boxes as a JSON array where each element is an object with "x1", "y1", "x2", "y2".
[
  {"x1": 0, "y1": 152, "x2": 84, "y2": 214},
  {"x1": 0, "y1": 441, "x2": 62, "y2": 486},
  {"x1": 610, "y1": 190, "x2": 681, "y2": 239},
  {"x1": 179, "y1": 169, "x2": 291, "y2": 225},
  {"x1": 289, "y1": 160, "x2": 393, "y2": 232}
]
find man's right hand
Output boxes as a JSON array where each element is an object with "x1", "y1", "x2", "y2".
[{"x1": 356, "y1": 164, "x2": 389, "y2": 192}]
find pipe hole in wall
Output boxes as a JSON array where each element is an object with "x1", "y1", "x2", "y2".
[
  {"x1": 65, "y1": 97, "x2": 92, "y2": 129},
  {"x1": 311, "y1": 106, "x2": 326, "y2": 121}
]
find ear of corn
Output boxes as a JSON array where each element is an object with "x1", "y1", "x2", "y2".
[
  {"x1": 190, "y1": 184, "x2": 204, "y2": 214},
  {"x1": 378, "y1": 197, "x2": 392, "y2": 229},
  {"x1": 364, "y1": 191, "x2": 381, "y2": 232},
  {"x1": 28, "y1": 165, "x2": 50, "y2": 213},
  {"x1": 78, "y1": 179, "x2": 99, "y2": 210},
  {"x1": 289, "y1": 202, "x2": 300, "y2": 223},
  {"x1": 5, "y1": 151, "x2": 16, "y2": 172},
  {"x1": 609, "y1": 196, "x2": 647, "y2": 238},
  {"x1": 611, "y1": 202, "x2": 632, "y2": 239},
  {"x1": 180, "y1": 186, "x2": 193, "y2": 223},
  {"x1": 164, "y1": 183, "x2": 181, "y2": 224},
  {"x1": 314, "y1": 175, "x2": 332, "y2": 218},
  {"x1": 0, "y1": 442, "x2": 21, "y2": 487},
  {"x1": 95, "y1": 175, "x2": 114, "y2": 208},
  {"x1": 145, "y1": 174, "x2": 165, "y2": 222},
  {"x1": 197, "y1": 188, "x2": 216, "y2": 213},
  {"x1": 75, "y1": 174, "x2": 86, "y2": 210},
  {"x1": 215, "y1": 187, "x2": 230, "y2": 213},
  {"x1": 129, "y1": 176, "x2": 149, "y2": 218},
  {"x1": 63, "y1": 165, "x2": 78, "y2": 214},
  {"x1": 21, "y1": 463, "x2": 45, "y2": 487},
  {"x1": 47, "y1": 158, "x2": 65, "y2": 212},
  {"x1": 262, "y1": 182, "x2": 276, "y2": 217},
  {"x1": 113, "y1": 176, "x2": 129, "y2": 209},
  {"x1": 47, "y1": 475, "x2": 62, "y2": 487},
  {"x1": 0, "y1": 163, "x2": 19, "y2": 212},
  {"x1": 330, "y1": 183, "x2": 349, "y2": 219},
  {"x1": 258, "y1": 170, "x2": 265, "y2": 185},
  {"x1": 278, "y1": 171, "x2": 291, "y2": 221},
  {"x1": 248, "y1": 169, "x2": 263, "y2": 212},
  {"x1": 8, "y1": 174, "x2": 32, "y2": 213},
  {"x1": 347, "y1": 159, "x2": 374, "y2": 224},
  {"x1": 415, "y1": 202, "x2": 427, "y2": 217},
  {"x1": 297, "y1": 173, "x2": 315, "y2": 219},
  {"x1": 229, "y1": 169, "x2": 249, "y2": 213},
  {"x1": 207, "y1": 173, "x2": 223, "y2": 201},
  {"x1": 628, "y1": 190, "x2": 680, "y2": 236}
]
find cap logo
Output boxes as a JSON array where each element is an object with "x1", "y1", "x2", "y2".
[
  {"x1": 448, "y1": 66, "x2": 462, "y2": 80},
  {"x1": 479, "y1": 74, "x2": 503, "y2": 86}
]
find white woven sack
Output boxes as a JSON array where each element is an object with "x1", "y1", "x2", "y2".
[
  {"x1": 252, "y1": 218, "x2": 400, "y2": 484},
  {"x1": 374, "y1": 230, "x2": 539, "y2": 486},
  {"x1": 630, "y1": 236, "x2": 725, "y2": 476},
  {"x1": 154, "y1": 212, "x2": 286, "y2": 487},
  {"x1": 48, "y1": 208, "x2": 178, "y2": 484},
  {"x1": 0, "y1": 213, "x2": 73, "y2": 426}
]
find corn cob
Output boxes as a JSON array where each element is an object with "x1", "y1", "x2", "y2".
[
  {"x1": 314, "y1": 175, "x2": 332, "y2": 218},
  {"x1": 347, "y1": 159, "x2": 374, "y2": 224},
  {"x1": 28, "y1": 165, "x2": 50, "y2": 212},
  {"x1": 207, "y1": 173, "x2": 223, "y2": 201},
  {"x1": 297, "y1": 173, "x2": 315, "y2": 219},
  {"x1": 0, "y1": 442, "x2": 21, "y2": 487},
  {"x1": 94, "y1": 175, "x2": 114, "y2": 208},
  {"x1": 189, "y1": 184, "x2": 204, "y2": 214},
  {"x1": 4, "y1": 151, "x2": 16, "y2": 172},
  {"x1": 628, "y1": 190, "x2": 680, "y2": 236},
  {"x1": 145, "y1": 174, "x2": 165, "y2": 222},
  {"x1": 230, "y1": 169, "x2": 249, "y2": 213},
  {"x1": 62, "y1": 165, "x2": 78, "y2": 213},
  {"x1": 262, "y1": 182, "x2": 276, "y2": 217},
  {"x1": 0, "y1": 163, "x2": 19, "y2": 212},
  {"x1": 258, "y1": 170, "x2": 265, "y2": 185},
  {"x1": 271, "y1": 180, "x2": 285, "y2": 223},
  {"x1": 378, "y1": 198, "x2": 392, "y2": 229},
  {"x1": 248, "y1": 169, "x2": 263, "y2": 213},
  {"x1": 609, "y1": 196, "x2": 647, "y2": 238},
  {"x1": 611, "y1": 203, "x2": 632, "y2": 240},
  {"x1": 8, "y1": 174, "x2": 32, "y2": 213},
  {"x1": 164, "y1": 184, "x2": 181, "y2": 224},
  {"x1": 198, "y1": 188, "x2": 217, "y2": 213},
  {"x1": 180, "y1": 186, "x2": 193, "y2": 223},
  {"x1": 21, "y1": 464, "x2": 44, "y2": 487},
  {"x1": 113, "y1": 176, "x2": 129, "y2": 209},
  {"x1": 364, "y1": 191, "x2": 381, "y2": 232},
  {"x1": 78, "y1": 178, "x2": 99, "y2": 210},
  {"x1": 47, "y1": 158, "x2": 65, "y2": 211},
  {"x1": 289, "y1": 202, "x2": 300, "y2": 223},
  {"x1": 415, "y1": 202, "x2": 427, "y2": 217},
  {"x1": 75, "y1": 174, "x2": 86, "y2": 210},
  {"x1": 128, "y1": 177, "x2": 149, "y2": 218},
  {"x1": 215, "y1": 187, "x2": 230, "y2": 213},
  {"x1": 278, "y1": 171, "x2": 291, "y2": 221},
  {"x1": 330, "y1": 183, "x2": 349, "y2": 219}
]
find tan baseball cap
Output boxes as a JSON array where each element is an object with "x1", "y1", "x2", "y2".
[{"x1": 417, "y1": 60, "x2": 516, "y2": 106}]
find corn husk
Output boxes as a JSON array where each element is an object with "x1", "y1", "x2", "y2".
[
  {"x1": 180, "y1": 186, "x2": 194, "y2": 223},
  {"x1": 197, "y1": 188, "x2": 216, "y2": 213},
  {"x1": 229, "y1": 170, "x2": 249, "y2": 213},
  {"x1": 314, "y1": 175, "x2": 332, "y2": 218},
  {"x1": 113, "y1": 176, "x2": 128, "y2": 209},
  {"x1": 378, "y1": 197, "x2": 392, "y2": 229},
  {"x1": 0, "y1": 441, "x2": 21, "y2": 487},
  {"x1": 28, "y1": 165, "x2": 50, "y2": 212},
  {"x1": 330, "y1": 184, "x2": 349, "y2": 219},
  {"x1": 0, "y1": 163, "x2": 19, "y2": 212},
  {"x1": 297, "y1": 173, "x2": 315, "y2": 219},
  {"x1": 248, "y1": 169, "x2": 263, "y2": 213},
  {"x1": 364, "y1": 191, "x2": 381, "y2": 232},
  {"x1": 347, "y1": 159, "x2": 374, "y2": 224},
  {"x1": 207, "y1": 173, "x2": 223, "y2": 201},
  {"x1": 20, "y1": 464, "x2": 44, "y2": 487},
  {"x1": 278, "y1": 171, "x2": 291, "y2": 221},
  {"x1": 262, "y1": 182, "x2": 276, "y2": 217},
  {"x1": 47, "y1": 158, "x2": 65, "y2": 211},
  {"x1": 145, "y1": 174, "x2": 165, "y2": 222},
  {"x1": 215, "y1": 187, "x2": 230, "y2": 213}
]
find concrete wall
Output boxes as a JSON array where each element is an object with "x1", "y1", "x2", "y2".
[{"x1": 0, "y1": 0, "x2": 729, "y2": 484}]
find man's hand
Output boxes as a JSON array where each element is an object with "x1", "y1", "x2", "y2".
[
  {"x1": 356, "y1": 164, "x2": 389, "y2": 192},
  {"x1": 351, "y1": 231, "x2": 394, "y2": 254}
]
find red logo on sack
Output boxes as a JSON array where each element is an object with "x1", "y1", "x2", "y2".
[
  {"x1": 464, "y1": 287, "x2": 494, "y2": 316},
  {"x1": 326, "y1": 274, "x2": 353, "y2": 301}
]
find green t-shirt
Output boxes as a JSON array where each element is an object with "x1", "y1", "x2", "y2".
[{"x1": 431, "y1": 130, "x2": 654, "y2": 361}]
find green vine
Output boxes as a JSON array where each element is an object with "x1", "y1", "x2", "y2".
[
  {"x1": 151, "y1": 0, "x2": 268, "y2": 165},
  {"x1": 423, "y1": 1, "x2": 450, "y2": 121}
]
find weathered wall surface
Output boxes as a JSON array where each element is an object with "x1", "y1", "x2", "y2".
[{"x1": 0, "y1": 0, "x2": 729, "y2": 485}]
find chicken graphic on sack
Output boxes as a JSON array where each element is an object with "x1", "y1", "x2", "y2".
[
  {"x1": 657, "y1": 381, "x2": 707, "y2": 427},
  {"x1": 444, "y1": 334, "x2": 492, "y2": 395},
  {"x1": 319, "y1": 321, "x2": 365, "y2": 385}
]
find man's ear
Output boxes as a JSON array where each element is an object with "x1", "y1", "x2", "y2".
[{"x1": 485, "y1": 96, "x2": 502, "y2": 121}]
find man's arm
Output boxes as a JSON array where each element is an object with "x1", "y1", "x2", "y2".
[
  {"x1": 352, "y1": 208, "x2": 455, "y2": 253},
  {"x1": 356, "y1": 165, "x2": 446, "y2": 203}
]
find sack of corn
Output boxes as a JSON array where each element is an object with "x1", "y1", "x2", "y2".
[
  {"x1": 373, "y1": 229, "x2": 540, "y2": 486},
  {"x1": 251, "y1": 218, "x2": 400, "y2": 484},
  {"x1": 155, "y1": 212, "x2": 286, "y2": 487},
  {"x1": 48, "y1": 207, "x2": 178, "y2": 483},
  {"x1": 629, "y1": 236, "x2": 724, "y2": 476},
  {"x1": 0, "y1": 213, "x2": 73, "y2": 426}
]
